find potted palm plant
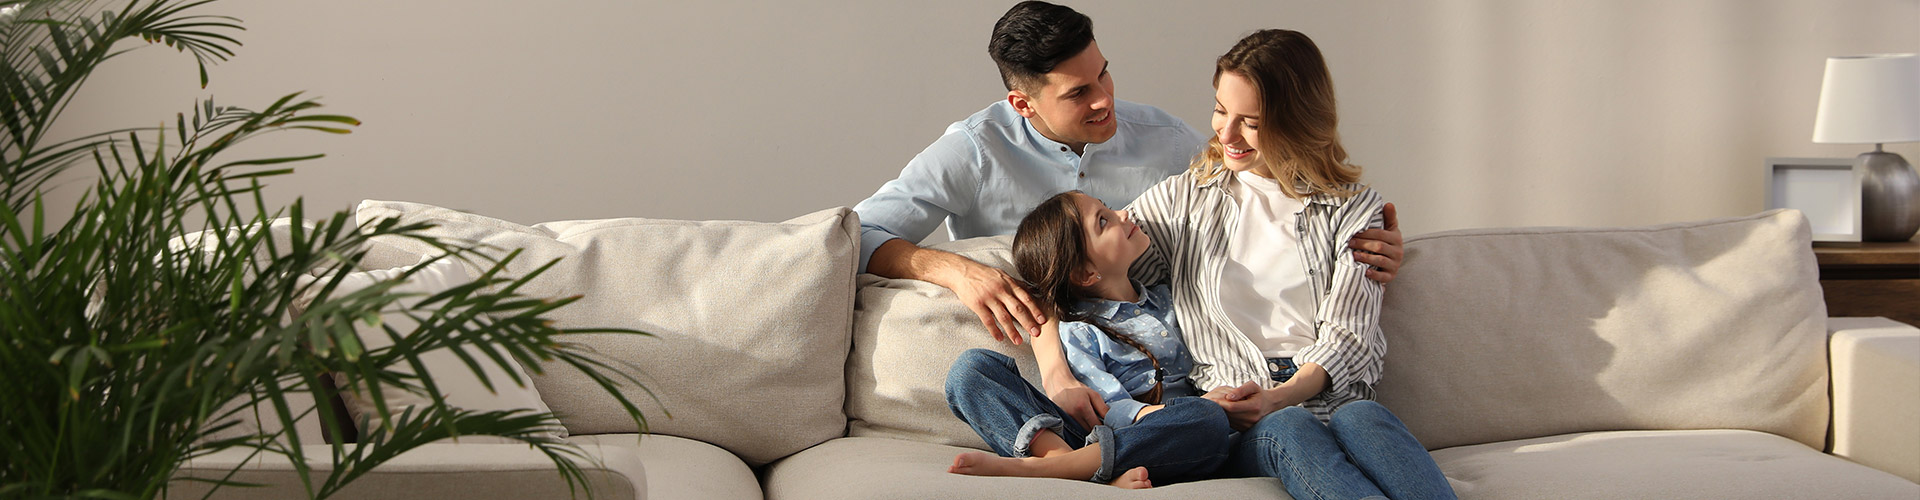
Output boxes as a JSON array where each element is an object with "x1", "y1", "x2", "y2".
[{"x1": 0, "y1": 1, "x2": 649, "y2": 498}]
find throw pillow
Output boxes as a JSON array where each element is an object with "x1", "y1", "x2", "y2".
[
  {"x1": 845, "y1": 235, "x2": 1033, "y2": 450},
  {"x1": 353, "y1": 201, "x2": 859, "y2": 466},
  {"x1": 1374, "y1": 209, "x2": 1829, "y2": 450},
  {"x1": 296, "y1": 255, "x2": 564, "y2": 442}
]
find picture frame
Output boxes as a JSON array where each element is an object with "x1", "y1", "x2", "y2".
[{"x1": 1764, "y1": 157, "x2": 1861, "y2": 242}]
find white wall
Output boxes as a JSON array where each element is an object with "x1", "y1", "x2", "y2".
[{"x1": 46, "y1": 0, "x2": 1920, "y2": 239}]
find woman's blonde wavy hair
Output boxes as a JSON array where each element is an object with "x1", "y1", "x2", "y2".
[{"x1": 1190, "y1": 29, "x2": 1361, "y2": 198}]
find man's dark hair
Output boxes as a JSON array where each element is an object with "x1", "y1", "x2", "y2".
[{"x1": 988, "y1": 1, "x2": 1094, "y2": 92}]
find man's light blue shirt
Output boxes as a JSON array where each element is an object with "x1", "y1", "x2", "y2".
[{"x1": 852, "y1": 99, "x2": 1208, "y2": 272}]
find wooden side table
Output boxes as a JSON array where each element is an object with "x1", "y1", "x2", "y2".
[{"x1": 1813, "y1": 240, "x2": 1919, "y2": 327}]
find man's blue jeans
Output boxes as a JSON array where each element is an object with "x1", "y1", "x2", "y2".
[
  {"x1": 945, "y1": 349, "x2": 1232, "y2": 483},
  {"x1": 1219, "y1": 359, "x2": 1456, "y2": 500}
]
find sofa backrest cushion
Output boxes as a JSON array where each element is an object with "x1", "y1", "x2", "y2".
[
  {"x1": 354, "y1": 201, "x2": 859, "y2": 465},
  {"x1": 1374, "y1": 209, "x2": 1829, "y2": 450},
  {"x1": 846, "y1": 236, "x2": 1030, "y2": 450},
  {"x1": 295, "y1": 255, "x2": 563, "y2": 443}
]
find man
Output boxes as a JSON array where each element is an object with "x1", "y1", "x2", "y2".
[{"x1": 854, "y1": 1, "x2": 1405, "y2": 346}]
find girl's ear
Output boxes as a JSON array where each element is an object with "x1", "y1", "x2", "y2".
[{"x1": 1071, "y1": 264, "x2": 1100, "y2": 287}]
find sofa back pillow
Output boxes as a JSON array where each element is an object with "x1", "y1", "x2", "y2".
[
  {"x1": 354, "y1": 201, "x2": 859, "y2": 465},
  {"x1": 846, "y1": 236, "x2": 1032, "y2": 449},
  {"x1": 295, "y1": 255, "x2": 564, "y2": 443},
  {"x1": 1374, "y1": 209, "x2": 1829, "y2": 450}
]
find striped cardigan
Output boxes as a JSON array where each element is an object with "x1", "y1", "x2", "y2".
[{"x1": 1125, "y1": 167, "x2": 1388, "y2": 420}]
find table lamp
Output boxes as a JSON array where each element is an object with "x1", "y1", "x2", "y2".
[{"x1": 1814, "y1": 53, "x2": 1920, "y2": 242}]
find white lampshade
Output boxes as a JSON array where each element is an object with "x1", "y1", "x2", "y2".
[{"x1": 1813, "y1": 53, "x2": 1920, "y2": 144}]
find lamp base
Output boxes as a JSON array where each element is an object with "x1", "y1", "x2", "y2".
[{"x1": 1857, "y1": 150, "x2": 1920, "y2": 242}]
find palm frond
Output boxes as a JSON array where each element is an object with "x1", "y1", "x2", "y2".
[
  {"x1": 1, "y1": 0, "x2": 241, "y2": 213},
  {"x1": 3, "y1": 2, "x2": 655, "y2": 498}
]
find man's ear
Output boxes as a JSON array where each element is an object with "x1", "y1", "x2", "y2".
[{"x1": 1008, "y1": 89, "x2": 1039, "y2": 119}]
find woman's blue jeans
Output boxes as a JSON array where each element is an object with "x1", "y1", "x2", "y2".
[
  {"x1": 944, "y1": 349, "x2": 1232, "y2": 483},
  {"x1": 1222, "y1": 401, "x2": 1457, "y2": 500}
]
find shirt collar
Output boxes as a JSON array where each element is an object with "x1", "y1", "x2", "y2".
[
  {"x1": 1197, "y1": 163, "x2": 1346, "y2": 208},
  {"x1": 1022, "y1": 117, "x2": 1072, "y2": 157},
  {"x1": 1076, "y1": 280, "x2": 1160, "y2": 319},
  {"x1": 1020, "y1": 110, "x2": 1120, "y2": 158}
]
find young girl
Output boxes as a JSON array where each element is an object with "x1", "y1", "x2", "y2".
[{"x1": 944, "y1": 190, "x2": 1234, "y2": 489}]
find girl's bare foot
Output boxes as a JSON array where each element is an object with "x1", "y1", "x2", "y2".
[
  {"x1": 1109, "y1": 466, "x2": 1152, "y2": 489},
  {"x1": 949, "y1": 452, "x2": 1027, "y2": 477},
  {"x1": 951, "y1": 453, "x2": 1153, "y2": 489}
]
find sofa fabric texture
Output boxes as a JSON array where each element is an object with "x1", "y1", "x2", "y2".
[
  {"x1": 354, "y1": 201, "x2": 860, "y2": 465},
  {"x1": 569, "y1": 434, "x2": 762, "y2": 500},
  {"x1": 171, "y1": 443, "x2": 645, "y2": 500},
  {"x1": 1373, "y1": 209, "x2": 1831, "y2": 450},
  {"x1": 1431, "y1": 429, "x2": 1918, "y2": 499},
  {"x1": 1828, "y1": 317, "x2": 1920, "y2": 483},
  {"x1": 763, "y1": 437, "x2": 1286, "y2": 500}
]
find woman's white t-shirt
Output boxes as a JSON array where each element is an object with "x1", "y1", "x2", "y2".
[{"x1": 1220, "y1": 170, "x2": 1318, "y2": 358}]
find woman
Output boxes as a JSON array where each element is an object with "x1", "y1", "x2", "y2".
[{"x1": 1044, "y1": 29, "x2": 1455, "y2": 499}]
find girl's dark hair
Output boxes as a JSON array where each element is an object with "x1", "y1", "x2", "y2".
[
  {"x1": 988, "y1": 1, "x2": 1095, "y2": 92},
  {"x1": 1013, "y1": 191, "x2": 1163, "y2": 404}
]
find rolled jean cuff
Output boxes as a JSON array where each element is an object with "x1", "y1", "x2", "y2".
[
  {"x1": 1012, "y1": 414, "x2": 1065, "y2": 457},
  {"x1": 1084, "y1": 425, "x2": 1118, "y2": 483}
]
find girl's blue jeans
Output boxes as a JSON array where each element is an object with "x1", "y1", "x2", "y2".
[{"x1": 944, "y1": 349, "x2": 1232, "y2": 483}]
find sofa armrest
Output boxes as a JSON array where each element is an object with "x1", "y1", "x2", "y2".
[
  {"x1": 1828, "y1": 317, "x2": 1920, "y2": 484},
  {"x1": 168, "y1": 442, "x2": 645, "y2": 500}
]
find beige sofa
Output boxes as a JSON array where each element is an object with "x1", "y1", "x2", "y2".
[{"x1": 174, "y1": 204, "x2": 1920, "y2": 499}]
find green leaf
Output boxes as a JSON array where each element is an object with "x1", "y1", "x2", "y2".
[{"x1": 217, "y1": 154, "x2": 320, "y2": 169}]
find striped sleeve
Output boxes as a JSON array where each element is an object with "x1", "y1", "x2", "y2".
[
  {"x1": 1294, "y1": 188, "x2": 1389, "y2": 399},
  {"x1": 1124, "y1": 174, "x2": 1187, "y2": 288}
]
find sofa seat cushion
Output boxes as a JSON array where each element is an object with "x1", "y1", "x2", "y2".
[
  {"x1": 355, "y1": 201, "x2": 860, "y2": 465},
  {"x1": 762, "y1": 437, "x2": 1290, "y2": 499},
  {"x1": 1434, "y1": 429, "x2": 1920, "y2": 499},
  {"x1": 172, "y1": 442, "x2": 643, "y2": 500},
  {"x1": 570, "y1": 434, "x2": 760, "y2": 500}
]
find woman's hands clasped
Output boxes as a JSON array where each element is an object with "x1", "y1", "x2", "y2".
[
  {"x1": 1203, "y1": 362, "x2": 1331, "y2": 431},
  {"x1": 1202, "y1": 382, "x2": 1274, "y2": 431}
]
